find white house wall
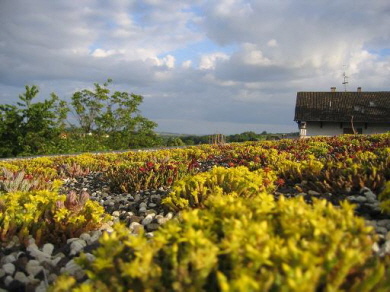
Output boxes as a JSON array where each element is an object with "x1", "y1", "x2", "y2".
[
  {"x1": 305, "y1": 122, "x2": 390, "y2": 137},
  {"x1": 364, "y1": 124, "x2": 390, "y2": 134}
]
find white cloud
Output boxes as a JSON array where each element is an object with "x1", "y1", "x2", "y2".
[
  {"x1": 1, "y1": 0, "x2": 390, "y2": 134},
  {"x1": 182, "y1": 60, "x2": 192, "y2": 68},
  {"x1": 199, "y1": 52, "x2": 230, "y2": 70},
  {"x1": 163, "y1": 55, "x2": 175, "y2": 69},
  {"x1": 148, "y1": 55, "x2": 176, "y2": 68},
  {"x1": 91, "y1": 48, "x2": 121, "y2": 58},
  {"x1": 267, "y1": 39, "x2": 278, "y2": 48},
  {"x1": 239, "y1": 43, "x2": 271, "y2": 66}
]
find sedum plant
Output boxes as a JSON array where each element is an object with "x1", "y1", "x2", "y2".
[
  {"x1": 105, "y1": 160, "x2": 196, "y2": 193},
  {"x1": 378, "y1": 181, "x2": 390, "y2": 214},
  {"x1": 162, "y1": 166, "x2": 277, "y2": 211},
  {"x1": 0, "y1": 167, "x2": 40, "y2": 193},
  {"x1": 0, "y1": 190, "x2": 110, "y2": 246},
  {"x1": 51, "y1": 195, "x2": 389, "y2": 292},
  {"x1": 0, "y1": 167, "x2": 62, "y2": 193}
]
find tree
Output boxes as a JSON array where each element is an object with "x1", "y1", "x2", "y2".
[
  {"x1": 70, "y1": 79, "x2": 160, "y2": 149},
  {"x1": 0, "y1": 104, "x2": 24, "y2": 157},
  {"x1": 166, "y1": 137, "x2": 185, "y2": 147},
  {"x1": 0, "y1": 85, "x2": 68, "y2": 157}
]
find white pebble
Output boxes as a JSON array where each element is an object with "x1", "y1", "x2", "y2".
[
  {"x1": 35, "y1": 281, "x2": 47, "y2": 292},
  {"x1": 51, "y1": 257, "x2": 63, "y2": 266},
  {"x1": 27, "y1": 242, "x2": 39, "y2": 251},
  {"x1": 26, "y1": 260, "x2": 43, "y2": 276},
  {"x1": 129, "y1": 222, "x2": 144, "y2": 234},
  {"x1": 89, "y1": 230, "x2": 102, "y2": 242},
  {"x1": 42, "y1": 243, "x2": 55, "y2": 256},
  {"x1": 157, "y1": 217, "x2": 169, "y2": 225},
  {"x1": 142, "y1": 214, "x2": 154, "y2": 225},
  {"x1": 383, "y1": 241, "x2": 390, "y2": 255},
  {"x1": 61, "y1": 260, "x2": 85, "y2": 280},
  {"x1": 27, "y1": 246, "x2": 50, "y2": 263},
  {"x1": 2, "y1": 263, "x2": 15, "y2": 275},
  {"x1": 67, "y1": 238, "x2": 80, "y2": 244},
  {"x1": 14, "y1": 271, "x2": 29, "y2": 284},
  {"x1": 79, "y1": 233, "x2": 91, "y2": 243},
  {"x1": 4, "y1": 275, "x2": 13, "y2": 287},
  {"x1": 2, "y1": 254, "x2": 16, "y2": 264},
  {"x1": 83, "y1": 253, "x2": 96, "y2": 262},
  {"x1": 145, "y1": 232, "x2": 154, "y2": 239},
  {"x1": 372, "y1": 242, "x2": 380, "y2": 253},
  {"x1": 70, "y1": 239, "x2": 87, "y2": 256}
]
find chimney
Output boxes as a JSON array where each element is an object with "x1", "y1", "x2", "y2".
[
  {"x1": 357, "y1": 87, "x2": 362, "y2": 92},
  {"x1": 331, "y1": 87, "x2": 336, "y2": 92}
]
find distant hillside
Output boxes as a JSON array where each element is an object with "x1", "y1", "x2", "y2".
[{"x1": 157, "y1": 132, "x2": 195, "y2": 137}]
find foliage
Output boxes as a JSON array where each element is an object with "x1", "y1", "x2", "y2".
[
  {"x1": 227, "y1": 131, "x2": 265, "y2": 142},
  {"x1": 0, "y1": 85, "x2": 68, "y2": 157},
  {"x1": 166, "y1": 137, "x2": 186, "y2": 147},
  {"x1": 0, "y1": 190, "x2": 110, "y2": 246},
  {"x1": 0, "y1": 80, "x2": 163, "y2": 157},
  {"x1": 70, "y1": 79, "x2": 161, "y2": 149},
  {"x1": 162, "y1": 166, "x2": 277, "y2": 211},
  {"x1": 52, "y1": 195, "x2": 390, "y2": 291}
]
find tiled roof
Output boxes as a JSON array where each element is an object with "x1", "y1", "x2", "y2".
[{"x1": 294, "y1": 91, "x2": 390, "y2": 123}]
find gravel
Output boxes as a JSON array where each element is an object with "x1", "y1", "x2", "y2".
[{"x1": 1, "y1": 171, "x2": 390, "y2": 291}]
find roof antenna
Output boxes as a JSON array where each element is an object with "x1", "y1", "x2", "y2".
[{"x1": 342, "y1": 65, "x2": 348, "y2": 92}]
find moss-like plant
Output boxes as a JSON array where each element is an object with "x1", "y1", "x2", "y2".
[
  {"x1": 0, "y1": 190, "x2": 110, "y2": 246},
  {"x1": 51, "y1": 195, "x2": 390, "y2": 291},
  {"x1": 378, "y1": 181, "x2": 390, "y2": 214},
  {"x1": 162, "y1": 166, "x2": 277, "y2": 211}
]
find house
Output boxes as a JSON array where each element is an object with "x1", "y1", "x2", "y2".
[{"x1": 294, "y1": 87, "x2": 390, "y2": 138}]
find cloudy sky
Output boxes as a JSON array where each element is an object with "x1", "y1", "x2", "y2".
[{"x1": 1, "y1": 0, "x2": 389, "y2": 135}]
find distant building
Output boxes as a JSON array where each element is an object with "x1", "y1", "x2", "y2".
[{"x1": 294, "y1": 87, "x2": 390, "y2": 138}]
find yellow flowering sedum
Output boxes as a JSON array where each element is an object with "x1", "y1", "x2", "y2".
[
  {"x1": 0, "y1": 190, "x2": 110, "y2": 245},
  {"x1": 52, "y1": 195, "x2": 389, "y2": 291},
  {"x1": 162, "y1": 166, "x2": 277, "y2": 211}
]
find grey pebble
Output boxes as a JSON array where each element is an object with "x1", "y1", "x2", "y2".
[{"x1": 4, "y1": 275, "x2": 13, "y2": 287}]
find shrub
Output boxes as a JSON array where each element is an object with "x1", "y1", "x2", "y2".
[
  {"x1": 52, "y1": 195, "x2": 389, "y2": 291},
  {"x1": 162, "y1": 166, "x2": 277, "y2": 211}
]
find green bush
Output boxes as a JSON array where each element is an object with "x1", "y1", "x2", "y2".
[
  {"x1": 51, "y1": 195, "x2": 389, "y2": 291},
  {"x1": 162, "y1": 166, "x2": 277, "y2": 211}
]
